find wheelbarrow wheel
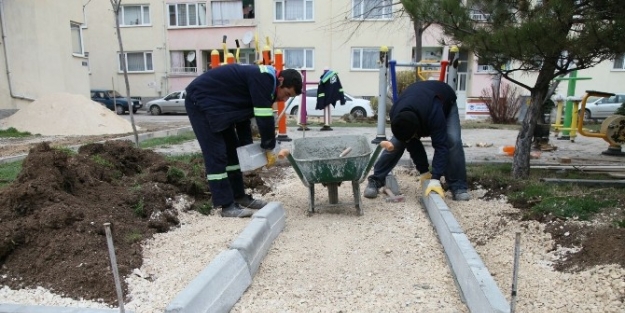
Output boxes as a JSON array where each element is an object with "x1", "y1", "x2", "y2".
[{"x1": 327, "y1": 183, "x2": 339, "y2": 204}]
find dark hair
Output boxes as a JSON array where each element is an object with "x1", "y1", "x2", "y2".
[
  {"x1": 279, "y1": 69, "x2": 303, "y2": 95},
  {"x1": 391, "y1": 111, "x2": 418, "y2": 141}
]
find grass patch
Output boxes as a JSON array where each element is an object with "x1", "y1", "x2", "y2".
[
  {"x1": 0, "y1": 160, "x2": 22, "y2": 188},
  {"x1": 140, "y1": 131, "x2": 197, "y2": 149},
  {"x1": 55, "y1": 147, "x2": 77, "y2": 156},
  {"x1": 132, "y1": 198, "x2": 146, "y2": 217},
  {"x1": 461, "y1": 120, "x2": 521, "y2": 130},
  {"x1": 0, "y1": 127, "x2": 33, "y2": 138},
  {"x1": 91, "y1": 155, "x2": 114, "y2": 168},
  {"x1": 194, "y1": 201, "x2": 213, "y2": 215},
  {"x1": 125, "y1": 230, "x2": 143, "y2": 244},
  {"x1": 166, "y1": 166, "x2": 185, "y2": 182},
  {"x1": 468, "y1": 164, "x2": 625, "y2": 224}
]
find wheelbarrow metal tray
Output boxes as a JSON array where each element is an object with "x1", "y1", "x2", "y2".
[{"x1": 291, "y1": 135, "x2": 372, "y2": 184}]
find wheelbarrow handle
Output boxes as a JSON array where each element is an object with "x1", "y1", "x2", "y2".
[
  {"x1": 278, "y1": 148, "x2": 290, "y2": 159},
  {"x1": 359, "y1": 143, "x2": 384, "y2": 183},
  {"x1": 380, "y1": 141, "x2": 394, "y2": 151}
]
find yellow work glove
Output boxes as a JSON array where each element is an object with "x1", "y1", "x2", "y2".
[
  {"x1": 265, "y1": 150, "x2": 277, "y2": 168},
  {"x1": 424, "y1": 179, "x2": 445, "y2": 197},
  {"x1": 418, "y1": 172, "x2": 432, "y2": 189}
]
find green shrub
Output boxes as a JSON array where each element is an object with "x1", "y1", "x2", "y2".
[{"x1": 616, "y1": 103, "x2": 625, "y2": 116}]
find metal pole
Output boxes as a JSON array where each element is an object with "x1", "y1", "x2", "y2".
[
  {"x1": 372, "y1": 46, "x2": 389, "y2": 144},
  {"x1": 510, "y1": 232, "x2": 521, "y2": 313},
  {"x1": 446, "y1": 46, "x2": 459, "y2": 92},
  {"x1": 389, "y1": 60, "x2": 398, "y2": 104},
  {"x1": 104, "y1": 223, "x2": 126, "y2": 313}
]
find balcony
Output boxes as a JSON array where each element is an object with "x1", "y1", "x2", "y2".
[{"x1": 170, "y1": 67, "x2": 198, "y2": 75}]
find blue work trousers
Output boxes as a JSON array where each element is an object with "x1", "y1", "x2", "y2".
[
  {"x1": 185, "y1": 98, "x2": 246, "y2": 207},
  {"x1": 368, "y1": 102, "x2": 468, "y2": 193}
]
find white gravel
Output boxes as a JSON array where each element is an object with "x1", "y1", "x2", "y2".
[{"x1": 1, "y1": 168, "x2": 624, "y2": 313}]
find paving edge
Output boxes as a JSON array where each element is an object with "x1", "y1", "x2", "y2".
[
  {"x1": 421, "y1": 194, "x2": 510, "y2": 313},
  {"x1": 164, "y1": 202, "x2": 286, "y2": 313}
]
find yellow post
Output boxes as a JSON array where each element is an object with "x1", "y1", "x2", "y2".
[
  {"x1": 551, "y1": 96, "x2": 564, "y2": 137},
  {"x1": 570, "y1": 99, "x2": 580, "y2": 142}
]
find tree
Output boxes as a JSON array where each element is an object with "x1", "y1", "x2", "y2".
[
  {"x1": 111, "y1": 0, "x2": 139, "y2": 147},
  {"x1": 409, "y1": 0, "x2": 625, "y2": 178},
  {"x1": 399, "y1": 0, "x2": 434, "y2": 62}
]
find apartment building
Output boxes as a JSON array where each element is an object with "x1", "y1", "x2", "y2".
[
  {"x1": 0, "y1": 0, "x2": 89, "y2": 110},
  {"x1": 2, "y1": 1, "x2": 622, "y2": 113}
]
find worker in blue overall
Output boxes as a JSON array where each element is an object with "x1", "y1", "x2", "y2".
[
  {"x1": 185, "y1": 64, "x2": 302, "y2": 217},
  {"x1": 364, "y1": 80, "x2": 471, "y2": 201}
]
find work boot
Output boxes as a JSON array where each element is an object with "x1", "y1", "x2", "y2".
[
  {"x1": 235, "y1": 194, "x2": 268, "y2": 210},
  {"x1": 363, "y1": 179, "x2": 380, "y2": 199},
  {"x1": 220, "y1": 203, "x2": 254, "y2": 218},
  {"x1": 452, "y1": 190, "x2": 471, "y2": 201}
]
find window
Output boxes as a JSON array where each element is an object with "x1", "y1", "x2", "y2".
[
  {"x1": 237, "y1": 50, "x2": 257, "y2": 64},
  {"x1": 119, "y1": 52, "x2": 153, "y2": 72},
  {"x1": 352, "y1": 0, "x2": 392, "y2": 20},
  {"x1": 469, "y1": 9, "x2": 490, "y2": 21},
  {"x1": 70, "y1": 22, "x2": 84, "y2": 55},
  {"x1": 351, "y1": 47, "x2": 391, "y2": 70},
  {"x1": 170, "y1": 51, "x2": 197, "y2": 73},
  {"x1": 211, "y1": 1, "x2": 243, "y2": 26},
  {"x1": 613, "y1": 54, "x2": 625, "y2": 70},
  {"x1": 476, "y1": 59, "x2": 496, "y2": 73},
  {"x1": 168, "y1": 3, "x2": 207, "y2": 27},
  {"x1": 119, "y1": 5, "x2": 150, "y2": 26},
  {"x1": 283, "y1": 48, "x2": 314, "y2": 69},
  {"x1": 274, "y1": 0, "x2": 313, "y2": 21}
]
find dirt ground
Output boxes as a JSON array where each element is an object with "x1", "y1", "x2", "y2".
[
  {"x1": 0, "y1": 122, "x2": 623, "y2": 305},
  {"x1": 0, "y1": 140, "x2": 270, "y2": 305}
]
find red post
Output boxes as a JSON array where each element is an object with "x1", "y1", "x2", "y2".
[
  {"x1": 439, "y1": 60, "x2": 449, "y2": 82},
  {"x1": 210, "y1": 50, "x2": 220, "y2": 69},
  {"x1": 275, "y1": 50, "x2": 291, "y2": 141}
]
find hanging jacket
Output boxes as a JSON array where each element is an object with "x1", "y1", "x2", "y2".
[
  {"x1": 185, "y1": 64, "x2": 277, "y2": 150},
  {"x1": 315, "y1": 70, "x2": 346, "y2": 110}
]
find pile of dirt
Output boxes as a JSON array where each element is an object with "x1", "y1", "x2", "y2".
[
  {"x1": 0, "y1": 140, "x2": 268, "y2": 305},
  {"x1": 0, "y1": 92, "x2": 136, "y2": 136}
]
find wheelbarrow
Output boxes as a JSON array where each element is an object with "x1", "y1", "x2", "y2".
[{"x1": 278, "y1": 135, "x2": 390, "y2": 216}]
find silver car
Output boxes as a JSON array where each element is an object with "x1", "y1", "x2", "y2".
[
  {"x1": 147, "y1": 91, "x2": 187, "y2": 115},
  {"x1": 582, "y1": 93, "x2": 625, "y2": 121}
]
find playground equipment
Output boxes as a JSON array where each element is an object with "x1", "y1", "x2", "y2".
[
  {"x1": 553, "y1": 71, "x2": 592, "y2": 140},
  {"x1": 372, "y1": 45, "x2": 458, "y2": 144},
  {"x1": 278, "y1": 135, "x2": 384, "y2": 216},
  {"x1": 577, "y1": 90, "x2": 625, "y2": 156}
]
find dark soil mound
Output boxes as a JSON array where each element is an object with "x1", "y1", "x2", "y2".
[{"x1": 0, "y1": 140, "x2": 267, "y2": 305}]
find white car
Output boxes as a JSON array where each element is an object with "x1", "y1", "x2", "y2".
[
  {"x1": 146, "y1": 90, "x2": 187, "y2": 115},
  {"x1": 581, "y1": 93, "x2": 625, "y2": 121},
  {"x1": 284, "y1": 88, "x2": 374, "y2": 118}
]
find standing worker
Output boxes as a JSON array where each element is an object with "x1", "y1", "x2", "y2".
[
  {"x1": 363, "y1": 80, "x2": 471, "y2": 201},
  {"x1": 185, "y1": 64, "x2": 302, "y2": 217}
]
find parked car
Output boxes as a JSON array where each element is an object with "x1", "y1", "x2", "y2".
[
  {"x1": 91, "y1": 89, "x2": 142, "y2": 115},
  {"x1": 285, "y1": 88, "x2": 374, "y2": 118},
  {"x1": 581, "y1": 93, "x2": 625, "y2": 121},
  {"x1": 146, "y1": 90, "x2": 187, "y2": 115}
]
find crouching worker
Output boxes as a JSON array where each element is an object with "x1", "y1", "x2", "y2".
[
  {"x1": 364, "y1": 80, "x2": 471, "y2": 201},
  {"x1": 185, "y1": 64, "x2": 302, "y2": 217}
]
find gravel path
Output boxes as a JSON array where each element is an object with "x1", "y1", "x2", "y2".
[{"x1": 1, "y1": 168, "x2": 624, "y2": 312}]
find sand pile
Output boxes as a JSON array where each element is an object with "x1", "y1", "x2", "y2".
[{"x1": 0, "y1": 92, "x2": 136, "y2": 136}]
